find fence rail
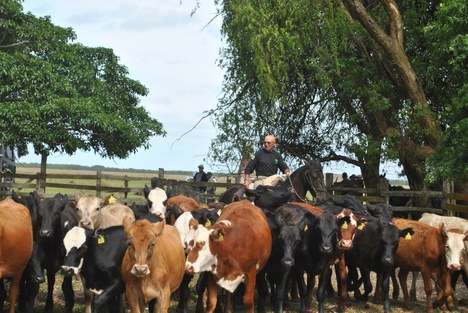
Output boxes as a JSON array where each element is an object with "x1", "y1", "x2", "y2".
[{"x1": 1, "y1": 171, "x2": 467, "y2": 216}]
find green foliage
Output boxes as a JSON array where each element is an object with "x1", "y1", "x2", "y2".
[
  {"x1": 209, "y1": 0, "x2": 466, "y2": 186},
  {"x1": 0, "y1": 0, "x2": 165, "y2": 159}
]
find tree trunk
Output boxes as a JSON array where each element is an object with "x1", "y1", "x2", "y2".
[
  {"x1": 40, "y1": 152, "x2": 47, "y2": 194},
  {"x1": 340, "y1": 0, "x2": 441, "y2": 192}
]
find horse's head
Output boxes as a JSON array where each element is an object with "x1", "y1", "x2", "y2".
[{"x1": 301, "y1": 160, "x2": 328, "y2": 204}]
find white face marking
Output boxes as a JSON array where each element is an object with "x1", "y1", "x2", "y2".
[
  {"x1": 62, "y1": 226, "x2": 86, "y2": 275},
  {"x1": 217, "y1": 275, "x2": 245, "y2": 293},
  {"x1": 185, "y1": 226, "x2": 217, "y2": 273},
  {"x1": 337, "y1": 210, "x2": 357, "y2": 227},
  {"x1": 148, "y1": 188, "x2": 167, "y2": 217},
  {"x1": 174, "y1": 212, "x2": 195, "y2": 249},
  {"x1": 445, "y1": 232, "x2": 466, "y2": 270},
  {"x1": 63, "y1": 226, "x2": 86, "y2": 255}
]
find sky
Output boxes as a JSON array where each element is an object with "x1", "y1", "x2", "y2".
[
  {"x1": 20, "y1": 0, "x2": 224, "y2": 173},
  {"x1": 18, "y1": 0, "x2": 403, "y2": 179}
]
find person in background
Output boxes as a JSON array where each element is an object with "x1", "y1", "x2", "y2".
[
  {"x1": 244, "y1": 134, "x2": 291, "y2": 189},
  {"x1": 206, "y1": 172, "x2": 216, "y2": 195},
  {"x1": 193, "y1": 164, "x2": 208, "y2": 192}
]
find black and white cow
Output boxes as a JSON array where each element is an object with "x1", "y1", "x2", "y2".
[{"x1": 62, "y1": 225, "x2": 127, "y2": 313}]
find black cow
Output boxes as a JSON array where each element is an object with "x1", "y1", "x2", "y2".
[
  {"x1": 244, "y1": 184, "x2": 294, "y2": 211},
  {"x1": 62, "y1": 225, "x2": 127, "y2": 313},
  {"x1": 218, "y1": 185, "x2": 245, "y2": 204},
  {"x1": 345, "y1": 217, "x2": 413, "y2": 313},
  {"x1": 293, "y1": 212, "x2": 349, "y2": 313},
  {"x1": 11, "y1": 191, "x2": 41, "y2": 313},
  {"x1": 258, "y1": 205, "x2": 313, "y2": 313},
  {"x1": 15, "y1": 193, "x2": 77, "y2": 313}
]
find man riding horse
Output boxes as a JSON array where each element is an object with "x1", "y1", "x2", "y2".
[{"x1": 243, "y1": 134, "x2": 291, "y2": 189}]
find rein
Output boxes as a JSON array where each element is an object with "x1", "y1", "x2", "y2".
[{"x1": 287, "y1": 175, "x2": 310, "y2": 203}]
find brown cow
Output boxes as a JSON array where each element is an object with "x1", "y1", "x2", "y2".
[
  {"x1": 121, "y1": 218, "x2": 185, "y2": 313},
  {"x1": 393, "y1": 218, "x2": 454, "y2": 312},
  {"x1": 185, "y1": 199, "x2": 272, "y2": 313},
  {"x1": 167, "y1": 195, "x2": 207, "y2": 212},
  {"x1": 0, "y1": 198, "x2": 33, "y2": 313}
]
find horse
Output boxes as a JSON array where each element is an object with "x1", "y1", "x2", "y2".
[
  {"x1": 219, "y1": 159, "x2": 328, "y2": 205},
  {"x1": 283, "y1": 159, "x2": 328, "y2": 204}
]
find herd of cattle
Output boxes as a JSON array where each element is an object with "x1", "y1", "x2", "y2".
[{"x1": 0, "y1": 183, "x2": 467, "y2": 313}]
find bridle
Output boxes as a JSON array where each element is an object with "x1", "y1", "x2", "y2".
[{"x1": 288, "y1": 168, "x2": 327, "y2": 204}]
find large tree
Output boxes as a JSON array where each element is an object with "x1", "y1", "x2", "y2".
[
  {"x1": 0, "y1": 0, "x2": 165, "y2": 174},
  {"x1": 206, "y1": 0, "x2": 466, "y2": 190}
]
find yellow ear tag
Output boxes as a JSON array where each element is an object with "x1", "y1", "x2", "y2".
[
  {"x1": 358, "y1": 224, "x2": 364, "y2": 230},
  {"x1": 304, "y1": 225, "x2": 308, "y2": 232},
  {"x1": 205, "y1": 220, "x2": 211, "y2": 227},
  {"x1": 108, "y1": 195, "x2": 117, "y2": 204},
  {"x1": 341, "y1": 221, "x2": 348, "y2": 230},
  {"x1": 217, "y1": 233, "x2": 224, "y2": 241},
  {"x1": 405, "y1": 233, "x2": 412, "y2": 240},
  {"x1": 97, "y1": 235, "x2": 105, "y2": 244}
]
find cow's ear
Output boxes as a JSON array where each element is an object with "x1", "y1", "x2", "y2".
[
  {"x1": 400, "y1": 227, "x2": 414, "y2": 240},
  {"x1": 143, "y1": 185, "x2": 150, "y2": 199},
  {"x1": 188, "y1": 218, "x2": 199, "y2": 230},
  {"x1": 338, "y1": 216, "x2": 351, "y2": 230},
  {"x1": 123, "y1": 216, "x2": 133, "y2": 230},
  {"x1": 152, "y1": 220, "x2": 165, "y2": 236},
  {"x1": 463, "y1": 232, "x2": 468, "y2": 242},
  {"x1": 211, "y1": 229, "x2": 225, "y2": 242},
  {"x1": 357, "y1": 218, "x2": 368, "y2": 229},
  {"x1": 244, "y1": 188, "x2": 257, "y2": 198}
]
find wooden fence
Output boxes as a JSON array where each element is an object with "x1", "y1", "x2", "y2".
[{"x1": 1, "y1": 171, "x2": 467, "y2": 216}]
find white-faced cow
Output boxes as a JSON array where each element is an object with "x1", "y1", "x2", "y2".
[{"x1": 185, "y1": 199, "x2": 272, "y2": 313}]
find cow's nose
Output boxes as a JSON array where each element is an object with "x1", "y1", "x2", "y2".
[
  {"x1": 185, "y1": 265, "x2": 194, "y2": 274},
  {"x1": 281, "y1": 258, "x2": 295, "y2": 268},
  {"x1": 339, "y1": 239, "x2": 353, "y2": 249},
  {"x1": 61, "y1": 266, "x2": 75, "y2": 277},
  {"x1": 35, "y1": 276, "x2": 45, "y2": 284},
  {"x1": 321, "y1": 245, "x2": 332, "y2": 253},
  {"x1": 450, "y1": 264, "x2": 461, "y2": 271},
  {"x1": 40, "y1": 229, "x2": 51, "y2": 237},
  {"x1": 131, "y1": 264, "x2": 150, "y2": 277},
  {"x1": 383, "y1": 257, "x2": 393, "y2": 264}
]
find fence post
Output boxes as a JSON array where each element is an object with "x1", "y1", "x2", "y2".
[
  {"x1": 124, "y1": 175, "x2": 129, "y2": 199},
  {"x1": 96, "y1": 171, "x2": 102, "y2": 197},
  {"x1": 377, "y1": 177, "x2": 390, "y2": 204},
  {"x1": 443, "y1": 180, "x2": 454, "y2": 216},
  {"x1": 35, "y1": 172, "x2": 41, "y2": 193},
  {"x1": 158, "y1": 168, "x2": 164, "y2": 180}
]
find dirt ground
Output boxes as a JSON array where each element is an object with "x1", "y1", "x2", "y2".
[{"x1": 25, "y1": 269, "x2": 468, "y2": 313}]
